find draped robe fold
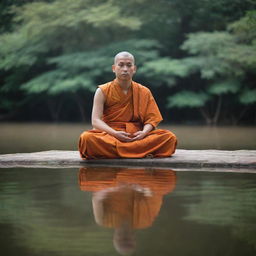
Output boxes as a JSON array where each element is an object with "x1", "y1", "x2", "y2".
[
  {"x1": 79, "y1": 167, "x2": 176, "y2": 229},
  {"x1": 79, "y1": 79, "x2": 177, "y2": 159}
]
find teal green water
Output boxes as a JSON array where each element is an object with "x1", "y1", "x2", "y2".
[
  {"x1": 0, "y1": 167, "x2": 255, "y2": 256},
  {"x1": 0, "y1": 123, "x2": 256, "y2": 153}
]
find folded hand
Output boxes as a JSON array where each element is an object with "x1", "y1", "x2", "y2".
[
  {"x1": 114, "y1": 131, "x2": 133, "y2": 142},
  {"x1": 130, "y1": 131, "x2": 146, "y2": 141}
]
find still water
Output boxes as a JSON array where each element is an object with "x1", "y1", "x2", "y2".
[
  {"x1": 0, "y1": 123, "x2": 256, "y2": 153},
  {"x1": 0, "y1": 167, "x2": 256, "y2": 256}
]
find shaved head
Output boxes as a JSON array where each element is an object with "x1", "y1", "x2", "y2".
[{"x1": 114, "y1": 51, "x2": 135, "y2": 64}]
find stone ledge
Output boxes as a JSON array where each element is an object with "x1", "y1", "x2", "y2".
[{"x1": 0, "y1": 149, "x2": 255, "y2": 171}]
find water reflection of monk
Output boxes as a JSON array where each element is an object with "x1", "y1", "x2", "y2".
[{"x1": 79, "y1": 167, "x2": 176, "y2": 255}]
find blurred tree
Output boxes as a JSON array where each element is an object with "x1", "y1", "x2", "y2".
[
  {"x1": 166, "y1": 11, "x2": 256, "y2": 125},
  {"x1": 0, "y1": 0, "x2": 144, "y2": 120},
  {"x1": 21, "y1": 39, "x2": 161, "y2": 120},
  {"x1": 0, "y1": 0, "x2": 255, "y2": 123}
]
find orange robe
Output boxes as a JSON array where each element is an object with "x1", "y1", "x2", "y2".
[
  {"x1": 79, "y1": 79, "x2": 177, "y2": 159},
  {"x1": 79, "y1": 167, "x2": 176, "y2": 229}
]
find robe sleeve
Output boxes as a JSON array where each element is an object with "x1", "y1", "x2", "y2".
[{"x1": 142, "y1": 89, "x2": 163, "y2": 128}]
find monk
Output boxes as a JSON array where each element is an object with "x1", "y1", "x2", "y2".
[
  {"x1": 79, "y1": 167, "x2": 177, "y2": 255},
  {"x1": 79, "y1": 51, "x2": 177, "y2": 159}
]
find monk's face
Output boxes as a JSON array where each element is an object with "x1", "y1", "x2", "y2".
[{"x1": 112, "y1": 57, "x2": 136, "y2": 81}]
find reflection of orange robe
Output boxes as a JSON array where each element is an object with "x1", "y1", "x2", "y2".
[
  {"x1": 79, "y1": 79, "x2": 177, "y2": 159},
  {"x1": 79, "y1": 167, "x2": 176, "y2": 229}
]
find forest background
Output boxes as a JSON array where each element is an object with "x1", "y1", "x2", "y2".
[{"x1": 0, "y1": 0, "x2": 255, "y2": 125}]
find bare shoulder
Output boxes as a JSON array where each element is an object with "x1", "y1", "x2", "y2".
[
  {"x1": 95, "y1": 87, "x2": 104, "y2": 95},
  {"x1": 94, "y1": 88, "x2": 105, "y2": 102},
  {"x1": 98, "y1": 82, "x2": 111, "y2": 95}
]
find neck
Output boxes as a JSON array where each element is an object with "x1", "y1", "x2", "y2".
[{"x1": 116, "y1": 78, "x2": 132, "y2": 89}]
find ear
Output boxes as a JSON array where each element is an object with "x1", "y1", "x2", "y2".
[
  {"x1": 133, "y1": 65, "x2": 137, "y2": 73},
  {"x1": 112, "y1": 64, "x2": 116, "y2": 73}
]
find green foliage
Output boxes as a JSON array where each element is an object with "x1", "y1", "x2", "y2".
[
  {"x1": 0, "y1": 0, "x2": 143, "y2": 70},
  {"x1": 22, "y1": 71, "x2": 94, "y2": 95},
  {"x1": 141, "y1": 58, "x2": 189, "y2": 77},
  {"x1": 220, "y1": 43, "x2": 256, "y2": 72},
  {"x1": 181, "y1": 10, "x2": 256, "y2": 79},
  {"x1": 239, "y1": 89, "x2": 256, "y2": 105},
  {"x1": 228, "y1": 10, "x2": 256, "y2": 43},
  {"x1": 0, "y1": 0, "x2": 255, "y2": 123},
  {"x1": 182, "y1": 32, "x2": 235, "y2": 55},
  {"x1": 0, "y1": 32, "x2": 46, "y2": 69},
  {"x1": 139, "y1": 58, "x2": 191, "y2": 87},
  {"x1": 171, "y1": 10, "x2": 256, "y2": 123},
  {"x1": 48, "y1": 39, "x2": 160, "y2": 71},
  {"x1": 181, "y1": 32, "x2": 246, "y2": 79},
  {"x1": 22, "y1": 39, "x2": 161, "y2": 95},
  {"x1": 167, "y1": 91, "x2": 209, "y2": 108},
  {"x1": 208, "y1": 80, "x2": 241, "y2": 95}
]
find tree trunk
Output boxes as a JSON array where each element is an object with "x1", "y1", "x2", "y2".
[
  {"x1": 212, "y1": 95, "x2": 222, "y2": 125},
  {"x1": 199, "y1": 107, "x2": 212, "y2": 125}
]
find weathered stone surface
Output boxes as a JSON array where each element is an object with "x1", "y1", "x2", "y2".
[{"x1": 0, "y1": 150, "x2": 255, "y2": 171}]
